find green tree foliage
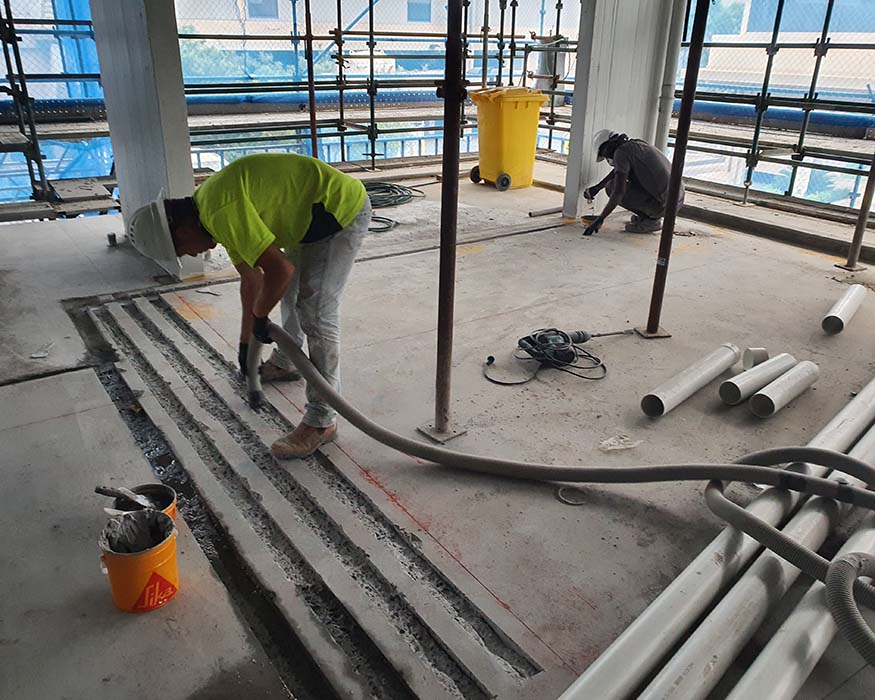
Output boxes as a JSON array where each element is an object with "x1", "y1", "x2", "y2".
[
  {"x1": 707, "y1": 0, "x2": 745, "y2": 37},
  {"x1": 178, "y1": 25, "x2": 293, "y2": 78}
]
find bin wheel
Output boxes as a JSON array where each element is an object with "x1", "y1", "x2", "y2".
[
  {"x1": 496, "y1": 173, "x2": 512, "y2": 191},
  {"x1": 469, "y1": 165, "x2": 482, "y2": 183}
]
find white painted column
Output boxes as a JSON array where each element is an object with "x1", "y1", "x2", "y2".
[
  {"x1": 90, "y1": 0, "x2": 200, "y2": 278},
  {"x1": 561, "y1": 0, "x2": 597, "y2": 218},
  {"x1": 563, "y1": 0, "x2": 675, "y2": 218}
]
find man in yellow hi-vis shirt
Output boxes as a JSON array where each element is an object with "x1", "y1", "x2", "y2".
[{"x1": 133, "y1": 153, "x2": 370, "y2": 459}]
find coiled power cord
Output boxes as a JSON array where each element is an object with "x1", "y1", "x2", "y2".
[{"x1": 364, "y1": 181, "x2": 426, "y2": 233}]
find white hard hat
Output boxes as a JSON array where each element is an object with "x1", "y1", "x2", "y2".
[
  {"x1": 128, "y1": 190, "x2": 182, "y2": 277},
  {"x1": 593, "y1": 128, "x2": 618, "y2": 161}
]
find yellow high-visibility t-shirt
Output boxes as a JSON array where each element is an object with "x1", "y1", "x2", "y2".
[{"x1": 193, "y1": 153, "x2": 366, "y2": 267}]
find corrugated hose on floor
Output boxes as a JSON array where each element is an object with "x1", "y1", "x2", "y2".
[{"x1": 247, "y1": 322, "x2": 875, "y2": 667}]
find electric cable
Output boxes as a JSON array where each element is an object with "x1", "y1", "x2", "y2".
[
  {"x1": 483, "y1": 328, "x2": 632, "y2": 385},
  {"x1": 248, "y1": 324, "x2": 875, "y2": 666},
  {"x1": 365, "y1": 181, "x2": 426, "y2": 207},
  {"x1": 364, "y1": 181, "x2": 426, "y2": 232},
  {"x1": 367, "y1": 215, "x2": 397, "y2": 233}
]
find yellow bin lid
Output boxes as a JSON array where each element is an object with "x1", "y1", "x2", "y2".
[{"x1": 469, "y1": 86, "x2": 549, "y2": 103}]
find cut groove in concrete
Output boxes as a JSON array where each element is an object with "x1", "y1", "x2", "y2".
[
  {"x1": 94, "y1": 308, "x2": 419, "y2": 700},
  {"x1": 121, "y1": 301, "x2": 493, "y2": 700},
  {"x1": 149, "y1": 293, "x2": 542, "y2": 680}
]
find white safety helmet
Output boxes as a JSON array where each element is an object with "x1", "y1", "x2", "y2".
[
  {"x1": 593, "y1": 128, "x2": 618, "y2": 162},
  {"x1": 127, "y1": 190, "x2": 182, "y2": 277}
]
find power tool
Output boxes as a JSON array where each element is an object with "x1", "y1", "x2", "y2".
[{"x1": 517, "y1": 327, "x2": 631, "y2": 366}]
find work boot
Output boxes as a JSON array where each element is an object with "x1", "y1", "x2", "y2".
[
  {"x1": 625, "y1": 216, "x2": 662, "y2": 233},
  {"x1": 271, "y1": 423, "x2": 337, "y2": 460},
  {"x1": 259, "y1": 358, "x2": 302, "y2": 383}
]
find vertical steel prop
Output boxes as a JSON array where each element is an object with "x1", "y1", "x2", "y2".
[
  {"x1": 839, "y1": 147, "x2": 875, "y2": 271},
  {"x1": 431, "y1": 0, "x2": 465, "y2": 437},
  {"x1": 643, "y1": 0, "x2": 711, "y2": 336}
]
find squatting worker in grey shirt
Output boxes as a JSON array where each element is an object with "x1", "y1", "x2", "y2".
[{"x1": 582, "y1": 129, "x2": 685, "y2": 236}]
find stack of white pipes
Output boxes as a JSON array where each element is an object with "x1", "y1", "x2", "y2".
[{"x1": 560, "y1": 375, "x2": 875, "y2": 700}]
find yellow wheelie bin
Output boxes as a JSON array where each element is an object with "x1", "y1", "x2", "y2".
[{"x1": 469, "y1": 86, "x2": 548, "y2": 191}]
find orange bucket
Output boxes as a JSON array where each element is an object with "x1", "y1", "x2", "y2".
[
  {"x1": 112, "y1": 483, "x2": 178, "y2": 520},
  {"x1": 99, "y1": 510, "x2": 179, "y2": 613}
]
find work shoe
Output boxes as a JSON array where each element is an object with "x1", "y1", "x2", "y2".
[
  {"x1": 625, "y1": 217, "x2": 662, "y2": 233},
  {"x1": 271, "y1": 423, "x2": 337, "y2": 460},
  {"x1": 259, "y1": 359, "x2": 301, "y2": 383}
]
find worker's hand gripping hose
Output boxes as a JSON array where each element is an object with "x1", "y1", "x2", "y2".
[{"x1": 247, "y1": 323, "x2": 875, "y2": 665}]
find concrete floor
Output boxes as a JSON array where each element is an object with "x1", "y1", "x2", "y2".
[
  {"x1": 0, "y1": 215, "x2": 162, "y2": 384},
  {"x1": 0, "y1": 370, "x2": 289, "y2": 699},
  {"x1": 1, "y1": 168, "x2": 874, "y2": 699},
  {"x1": 167, "y1": 198, "x2": 875, "y2": 688}
]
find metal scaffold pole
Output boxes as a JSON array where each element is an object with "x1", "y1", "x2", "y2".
[
  {"x1": 334, "y1": 0, "x2": 347, "y2": 161},
  {"x1": 303, "y1": 0, "x2": 319, "y2": 158},
  {"x1": 837, "y1": 147, "x2": 875, "y2": 271},
  {"x1": 640, "y1": 0, "x2": 711, "y2": 338},
  {"x1": 480, "y1": 0, "x2": 489, "y2": 88},
  {"x1": 507, "y1": 0, "x2": 518, "y2": 85},
  {"x1": 419, "y1": 0, "x2": 466, "y2": 443},
  {"x1": 367, "y1": 0, "x2": 377, "y2": 169},
  {"x1": 785, "y1": 0, "x2": 834, "y2": 197},
  {"x1": 742, "y1": 0, "x2": 785, "y2": 204}
]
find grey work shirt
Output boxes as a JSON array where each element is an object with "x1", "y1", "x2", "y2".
[{"x1": 611, "y1": 139, "x2": 682, "y2": 206}]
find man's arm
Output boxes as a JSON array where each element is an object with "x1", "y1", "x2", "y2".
[
  {"x1": 233, "y1": 244, "x2": 294, "y2": 372},
  {"x1": 599, "y1": 171, "x2": 627, "y2": 219},
  {"x1": 245, "y1": 244, "x2": 295, "y2": 345},
  {"x1": 235, "y1": 263, "x2": 262, "y2": 343},
  {"x1": 252, "y1": 244, "x2": 295, "y2": 319},
  {"x1": 584, "y1": 170, "x2": 616, "y2": 199},
  {"x1": 583, "y1": 171, "x2": 627, "y2": 236}
]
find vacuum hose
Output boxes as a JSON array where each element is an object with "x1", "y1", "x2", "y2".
[{"x1": 247, "y1": 322, "x2": 875, "y2": 666}]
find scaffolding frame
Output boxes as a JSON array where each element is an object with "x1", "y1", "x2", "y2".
[
  {"x1": 0, "y1": 0, "x2": 872, "y2": 223},
  {"x1": 0, "y1": 0, "x2": 52, "y2": 201},
  {"x1": 671, "y1": 0, "x2": 875, "y2": 207}
]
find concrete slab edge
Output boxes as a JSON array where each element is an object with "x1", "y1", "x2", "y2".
[{"x1": 681, "y1": 203, "x2": 875, "y2": 265}]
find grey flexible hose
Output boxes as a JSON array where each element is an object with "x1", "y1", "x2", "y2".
[
  {"x1": 826, "y1": 553, "x2": 875, "y2": 667},
  {"x1": 247, "y1": 324, "x2": 875, "y2": 664}
]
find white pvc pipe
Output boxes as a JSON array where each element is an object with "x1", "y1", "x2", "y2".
[
  {"x1": 560, "y1": 375, "x2": 875, "y2": 700},
  {"x1": 749, "y1": 361, "x2": 820, "y2": 418},
  {"x1": 822, "y1": 284, "x2": 867, "y2": 334},
  {"x1": 641, "y1": 343, "x2": 741, "y2": 417},
  {"x1": 725, "y1": 424, "x2": 875, "y2": 700},
  {"x1": 640, "y1": 396, "x2": 875, "y2": 700},
  {"x1": 654, "y1": 0, "x2": 687, "y2": 150},
  {"x1": 719, "y1": 353, "x2": 798, "y2": 405},
  {"x1": 741, "y1": 347, "x2": 769, "y2": 369}
]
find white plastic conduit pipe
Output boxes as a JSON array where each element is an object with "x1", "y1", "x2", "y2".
[
  {"x1": 742, "y1": 347, "x2": 769, "y2": 369},
  {"x1": 641, "y1": 343, "x2": 740, "y2": 417},
  {"x1": 822, "y1": 284, "x2": 867, "y2": 334},
  {"x1": 653, "y1": 0, "x2": 688, "y2": 150},
  {"x1": 559, "y1": 375, "x2": 875, "y2": 700},
  {"x1": 719, "y1": 353, "x2": 798, "y2": 406},
  {"x1": 249, "y1": 326, "x2": 875, "y2": 690},
  {"x1": 726, "y1": 423, "x2": 875, "y2": 700},
  {"x1": 639, "y1": 384, "x2": 870, "y2": 700},
  {"x1": 750, "y1": 360, "x2": 819, "y2": 418}
]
